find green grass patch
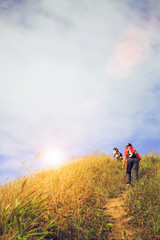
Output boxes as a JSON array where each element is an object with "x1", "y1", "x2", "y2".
[{"x1": 125, "y1": 155, "x2": 160, "y2": 240}]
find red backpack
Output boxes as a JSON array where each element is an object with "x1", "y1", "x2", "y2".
[{"x1": 127, "y1": 146, "x2": 138, "y2": 158}]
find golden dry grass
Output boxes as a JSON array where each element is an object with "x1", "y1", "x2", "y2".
[
  {"x1": 2, "y1": 152, "x2": 159, "y2": 239},
  {"x1": 0, "y1": 152, "x2": 126, "y2": 239}
]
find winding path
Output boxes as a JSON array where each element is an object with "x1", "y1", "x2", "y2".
[{"x1": 106, "y1": 191, "x2": 136, "y2": 240}]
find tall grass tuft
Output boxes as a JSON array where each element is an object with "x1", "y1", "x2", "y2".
[{"x1": 0, "y1": 152, "x2": 125, "y2": 240}]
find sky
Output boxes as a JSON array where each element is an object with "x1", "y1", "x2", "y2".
[{"x1": 0, "y1": 0, "x2": 160, "y2": 183}]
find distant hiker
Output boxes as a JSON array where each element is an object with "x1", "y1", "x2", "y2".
[
  {"x1": 113, "y1": 147, "x2": 123, "y2": 161},
  {"x1": 122, "y1": 143, "x2": 141, "y2": 186}
]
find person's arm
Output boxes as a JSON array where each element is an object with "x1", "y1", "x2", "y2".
[
  {"x1": 122, "y1": 149, "x2": 128, "y2": 169},
  {"x1": 136, "y1": 152, "x2": 141, "y2": 160},
  {"x1": 113, "y1": 153, "x2": 115, "y2": 160},
  {"x1": 122, "y1": 156, "x2": 126, "y2": 169}
]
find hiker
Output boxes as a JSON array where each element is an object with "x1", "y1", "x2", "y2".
[
  {"x1": 113, "y1": 147, "x2": 123, "y2": 161},
  {"x1": 122, "y1": 143, "x2": 141, "y2": 186}
]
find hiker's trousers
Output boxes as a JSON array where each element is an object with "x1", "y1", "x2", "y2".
[{"x1": 126, "y1": 157, "x2": 139, "y2": 185}]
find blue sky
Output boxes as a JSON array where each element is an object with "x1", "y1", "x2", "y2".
[{"x1": 0, "y1": 0, "x2": 160, "y2": 183}]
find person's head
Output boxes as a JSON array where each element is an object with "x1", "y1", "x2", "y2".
[
  {"x1": 113, "y1": 147, "x2": 118, "y2": 152},
  {"x1": 126, "y1": 143, "x2": 132, "y2": 148}
]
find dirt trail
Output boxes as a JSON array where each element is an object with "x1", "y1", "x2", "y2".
[{"x1": 106, "y1": 191, "x2": 136, "y2": 240}]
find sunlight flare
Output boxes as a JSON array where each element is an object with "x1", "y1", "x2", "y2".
[{"x1": 45, "y1": 148, "x2": 65, "y2": 169}]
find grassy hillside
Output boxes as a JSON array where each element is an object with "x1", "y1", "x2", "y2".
[
  {"x1": 0, "y1": 151, "x2": 159, "y2": 239},
  {"x1": 124, "y1": 154, "x2": 160, "y2": 240}
]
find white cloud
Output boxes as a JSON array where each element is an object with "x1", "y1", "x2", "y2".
[{"x1": 0, "y1": 0, "x2": 160, "y2": 179}]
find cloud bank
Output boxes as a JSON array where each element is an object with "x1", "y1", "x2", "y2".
[{"x1": 0, "y1": 0, "x2": 160, "y2": 181}]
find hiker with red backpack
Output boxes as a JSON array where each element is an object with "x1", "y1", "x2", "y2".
[{"x1": 122, "y1": 143, "x2": 141, "y2": 186}]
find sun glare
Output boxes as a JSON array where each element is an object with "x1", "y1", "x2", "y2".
[{"x1": 45, "y1": 149, "x2": 65, "y2": 169}]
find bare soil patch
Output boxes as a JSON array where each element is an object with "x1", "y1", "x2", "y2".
[{"x1": 106, "y1": 191, "x2": 136, "y2": 240}]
